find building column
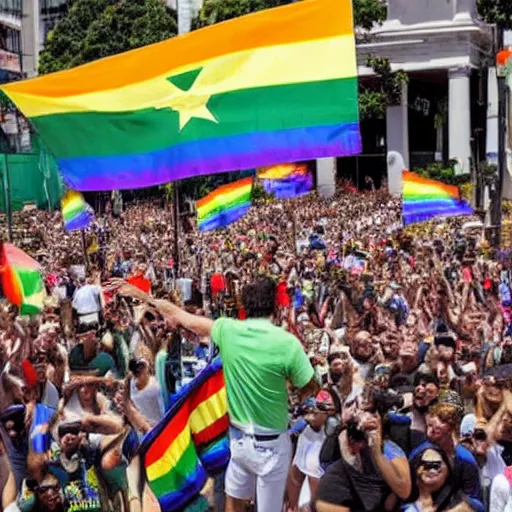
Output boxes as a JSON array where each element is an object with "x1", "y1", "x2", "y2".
[
  {"x1": 316, "y1": 158, "x2": 336, "y2": 198},
  {"x1": 449, "y1": 66, "x2": 472, "y2": 174},
  {"x1": 21, "y1": 0, "x2": 39, "y2": 77},
  {"x1": 386, "y1": 82, "x2": 409, "y2": 196}
]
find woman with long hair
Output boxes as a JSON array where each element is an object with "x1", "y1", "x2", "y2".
[{"x1": 404, "y1": 445, "x2": 475, "y2": 512}]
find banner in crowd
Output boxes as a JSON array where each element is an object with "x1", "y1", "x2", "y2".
[
  {"x1": 197, "y1": 177, "x2": 252, "y2": 231},
  {"x1": 61, "y1": 190, "x2": 94, "y2": 231},
  {"x1": 258, "y1": 162, "x2": 313, "y2": 199},
  {"x1": 140, "y1": 357, "x2": 229, "y2": 512},
  {"x1": 0, "y1": 242, "x2": 45, "y2": 315},
  {"x1": 402, "y1": 170, "x2": 473, "y2": 225},
  {"x1": 0, "y1": 0, "x2": 361, "y2": 191}
]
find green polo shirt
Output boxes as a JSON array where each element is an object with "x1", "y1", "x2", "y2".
[{"x1": 212, "y1": 317, "x2": 314, "y2": 432}]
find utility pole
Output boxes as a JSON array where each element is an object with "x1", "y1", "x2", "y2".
[
  {"x1": 3, "y1": 153, "x2": 12, "y2": 242},
  {"x1": 490, "y1": 29, "x2": 508, "y2": 248},
  {"x1": 173, "y1": 182, "x2": 180, "y2": 276}
]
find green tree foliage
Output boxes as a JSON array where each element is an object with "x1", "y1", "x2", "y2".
[
  {"x1": 359, "y1": 57, "x2": 409, "y2": 120},
  {"x1": 353, "y1": 0, "x2": 387, "y2": 31},
  {"x1": 194, "y1": 0, "x2": 387, "y2": 31},
  {"x1": 39, "y1": 0, "x2": 177, "y2": 74},
  {"x1": 193, "y1": 0, "x2": 288, "y2": 28},
  {"x1": 477, "y1": 0, "x2": 512, "y2": 29}
]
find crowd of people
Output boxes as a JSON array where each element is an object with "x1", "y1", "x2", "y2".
[{"x1": 0, "y1": 181, "x2": 511, "y2": 512}]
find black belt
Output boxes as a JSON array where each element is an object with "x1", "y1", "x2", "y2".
[
  {"x1": 230, "y1": 424, "x2": 280, "y2": 441},
  {"x1": 253, "y1": 433, "x2": 279, "y2": 441}
]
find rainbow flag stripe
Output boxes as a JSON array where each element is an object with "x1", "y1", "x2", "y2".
[
  {"x1": 258, "y1": 163, "x2": 313, "y2": 199},
  {"x1": 197, "y1": 177, "x2": 252, "y2": 231},
  {"x1": 403, "y1": 171, "x2": 473, "y2": 225},
  {"x1": 61, "y1": 190, "x2": 94, "y2": 231},
  {"x1": 141, "y1": 358, "x2": 229, "y2": 512},
  {"x1": 0, "y1": 0, "x2": 360, "y2": 191},
  {"x1": 1, "y1": 243, "x2": 45, "y2": 315}
]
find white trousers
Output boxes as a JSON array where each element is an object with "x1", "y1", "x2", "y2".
[{"x1": 225, "y1": 428, "x2": 291, "y2": 512}]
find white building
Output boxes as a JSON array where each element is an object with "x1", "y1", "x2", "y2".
[
  {"x1": 318, "y1": 0, "x2": 495, "y2": 196},
  {"x1": 0, "y1": 0, "x2": 23, "y2": 81}
]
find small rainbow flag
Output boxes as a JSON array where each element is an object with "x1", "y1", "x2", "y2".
[
  {"x1": 402, "y1": 171, "x2": 473, "y2": 225},
  {"x1": 197, "y1": 177, "x2": 252, "y2": 231},
  {"x1": 0, "y1": 0, "x2": 360, "y2": 191},
  {"x1": 140, "y1": 357, "x2": 229, "y2": 512},
  {"x1": 61, "y1": 190, "x2": 94, "y2": 231},
  {"x1": 1, "y1": 243, "x2": 45, "y2": 315},
  {"x1": 258, "y1": 163, "x2": 313, "y2": 199}
]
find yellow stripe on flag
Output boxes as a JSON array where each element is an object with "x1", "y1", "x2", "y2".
[
  {"x1": 6, "y1": 36, "x2": 355, "y2": 118},
  {"x1": 189, "y1": 388, "x2": 228, "y2": 434},
  {"x1": 146, "y1": 425, "x2": 192, "y2": 481}
]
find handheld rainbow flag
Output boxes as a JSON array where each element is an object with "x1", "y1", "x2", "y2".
[
  {"x1": 197, "y1": 177, "x2": 252, "y2": 231},
  {"x1": 140, "y1": 357, "x2": 229, "y2": 512},
  {"x1": 1, "y1": 243, "x2": 45, "y2": 315},
  {"x1": 258, "y1": 163, "x2": 313, "y2": 199},
  {"x1": 402, "y1": 171, "x2": 473, "y2": 225},
  {"x1": 61, "y1": 190, "x2": 94, "y2": 231},
  {"x1": 0, "y1": 0, "x2": 360, "y2": 191}
]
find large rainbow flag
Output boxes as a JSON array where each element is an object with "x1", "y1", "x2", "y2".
[
  {"x1": 140, "y1": 357, "x2": 229, "y2": 512},
  {"x1": 61, "y1": 190, "x2": 94, "y2": 231},
  {"x1": 402, "y1": 171, "x2": 473, "y2": 225},
  {"x1": 1, "y1": 243, "x2": 45, "y2": 315},
  {"x1": 0, "y1": 0, "x2": 360, "y2": 191},
  {"x1": 258, "y1": 163, "x2": 313, "y2": 199},
  {"x1": 197, "y1": 177, "x2": 252, "y2": 231}
]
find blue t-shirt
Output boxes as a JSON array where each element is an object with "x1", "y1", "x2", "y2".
[{"x1": 383, "y1": 440, "x2": 406, "y2": 461}]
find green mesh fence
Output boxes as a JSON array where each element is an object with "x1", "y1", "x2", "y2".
[{"x1": 0, "y1": 141, "x2": 63, "y2": 212}]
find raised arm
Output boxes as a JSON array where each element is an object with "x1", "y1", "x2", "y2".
[
  {"x1": 113, "y1": 279, "x2": 214, "y2": 337},
  {"x1": 150, "y1": 299, "x2": 214, "y2": 338}
]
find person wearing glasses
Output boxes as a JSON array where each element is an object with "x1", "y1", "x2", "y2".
[
  {"x1": 410, "y1": 398, "x2": 484, "y2": 512},
  {"x1": 404, "y1": 446, "x2": 475, "y2": 512},
  {"x1": 18, "y1": 418, "x2": 126, "y2": 512},
  {"x1": 19, "y1": 474, "x2": 64, "y2": 512}
]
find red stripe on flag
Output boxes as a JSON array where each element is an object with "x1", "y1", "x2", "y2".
[
  {"x1": 188, "y1": 370, "x2": 225, "y2": 411},
  {"x1": 193, "y1": 415, "x2": 229, "y2": 446},
  {"x1": 145, "y1": 402, "x2": 190, "y2": 467}
]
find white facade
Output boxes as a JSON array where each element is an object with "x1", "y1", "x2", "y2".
[
  {"x1": 367, "y1": 0, "x2": 492, "y2": 173},
  {"x1": 320, "y1": 0, "x2": 494, "y2": 197}
]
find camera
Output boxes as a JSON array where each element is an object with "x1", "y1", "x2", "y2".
[{"x1": 367, "y1": 387, "x2": 404, "y2": 416}]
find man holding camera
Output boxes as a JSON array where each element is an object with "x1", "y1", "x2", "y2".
[
  {"x1": 18, "y1": 416, "x2": 127, "y2": 512},
  {"x1": 315, "y1": 386, "x2": 411, "y2": 512}
]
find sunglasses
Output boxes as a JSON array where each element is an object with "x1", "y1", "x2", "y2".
[
  {"x1": 35, "y1": 485, "x2": 60, "y2": 494},
  {"x1": 420, "y1": 460, "x2": 442, "y2": 471}
]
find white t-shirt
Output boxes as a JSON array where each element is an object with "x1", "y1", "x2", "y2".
[
  {"x1": 293, "y1": 425, "x2": 326, "y2": 479},
  {"x1": 130, "y1": 377, "x2": 165, "y2": 427}
]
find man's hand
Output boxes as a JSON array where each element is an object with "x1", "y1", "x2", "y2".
[
  {"x1": 106, "y1": 278, "x2": 149, "y2": 302},
  {"x1": 361, "y1": 414, "x2": 382, "y2": 451}
]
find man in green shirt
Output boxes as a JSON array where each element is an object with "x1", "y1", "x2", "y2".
[{"x1": 130, "y1": 277, "x2": 317, "y2": 512}]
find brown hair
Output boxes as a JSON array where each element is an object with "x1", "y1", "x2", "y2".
[{"x1": 427, "y1": 402, "x2": 461, "y2": 431}]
